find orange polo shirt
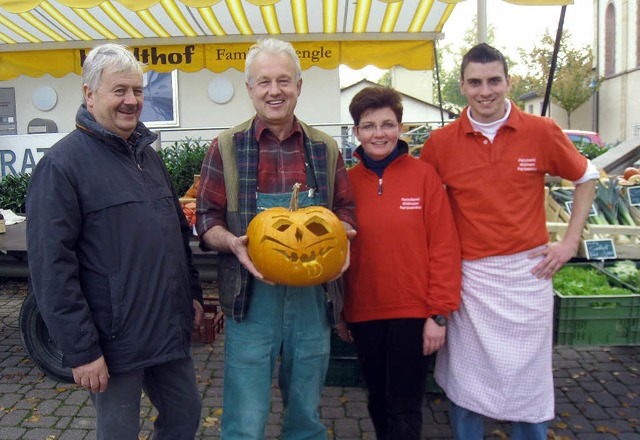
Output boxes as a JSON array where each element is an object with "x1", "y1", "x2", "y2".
[{"x1": 420, "y1": 103, "x2": 587, "y2": 260}]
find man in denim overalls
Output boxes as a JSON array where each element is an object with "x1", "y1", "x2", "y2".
[{"x1": 196, "y1": 38, "x2": 357, "y2": 439}]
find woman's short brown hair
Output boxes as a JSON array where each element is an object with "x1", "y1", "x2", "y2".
[{"x1": 348, "y1": 86, "x2": 403, "y2": 126}]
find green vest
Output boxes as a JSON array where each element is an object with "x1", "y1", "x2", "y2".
[{"x1": 216, "y1": 117, "x2": 343, "y2": 323}]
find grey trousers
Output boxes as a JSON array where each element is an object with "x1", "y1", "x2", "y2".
[{"x1": 89, "y1": 357, "x2": 201, "y2": 440}]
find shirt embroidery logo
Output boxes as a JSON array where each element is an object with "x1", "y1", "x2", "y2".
[
  {"x1": 517, "y1": 157, "x2": 537, "y2": 172},
  {"x1": 400, "y1": 197, "x2": 422, "y2": 210}
]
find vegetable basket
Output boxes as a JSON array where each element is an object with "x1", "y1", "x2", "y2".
[{"x1": 553, "y1": 263, "x2": 640, "y2": 346}]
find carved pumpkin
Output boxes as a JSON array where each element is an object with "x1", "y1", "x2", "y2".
[{"x1": 247, "y1": 183, "x2": 348, "y2": 286}]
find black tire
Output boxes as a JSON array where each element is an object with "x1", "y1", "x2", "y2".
[{"x1": 19, "y1": 293, "x2": 74, "y2": 383}]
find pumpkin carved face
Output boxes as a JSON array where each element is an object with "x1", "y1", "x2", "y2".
[{"x1": 247, "y1": 184, "x2": 348, "y2": 286}]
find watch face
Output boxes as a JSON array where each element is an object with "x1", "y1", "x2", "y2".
[{"x1": 433, "y1": 315, "x2": 447, "y2": 326}]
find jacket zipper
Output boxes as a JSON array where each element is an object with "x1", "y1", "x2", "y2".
[
  {"x1": 378, "y1": 178, "x2": 383, "y2": 196},
  {"x1": 127, "y1": 142, "x2": 143, "y2": 172}
]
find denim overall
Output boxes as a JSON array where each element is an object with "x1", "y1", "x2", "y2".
[{"x1": 221, "y1": 190, "x2": 331, "y2": 440}]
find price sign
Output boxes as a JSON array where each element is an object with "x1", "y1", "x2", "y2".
[
  {"x1": 565, "y1": 201, "x2": 598, "y2": 217},
  {"x1": 583, "y1": 239, "x2": 617, "y2": 260},
  {"x1": 627, "y1": 186, "x2": 640, "y2": 206}
]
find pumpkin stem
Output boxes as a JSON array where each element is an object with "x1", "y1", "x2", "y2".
[{"x1": 290, "y1": 183, "x2": 301, "y2": 211}]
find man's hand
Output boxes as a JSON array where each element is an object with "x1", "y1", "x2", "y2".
[
  {"x1": 334, "y1": 227, "x2": 357, "y2": 279},
  {"x1": 193, "y1": 299, "x2": 204, "y2": 327},
  {"x1": 335, "y1": 321, "x2": 353, "y2": 343},
  {"x1": 232, "y1": 234, "x2": 273, "y2": 284},
  {"x1": 529, "y1": 241, "x2": 576, "y2": 279},
  {"x1": 423, "y1": 318, "x2": 446, "y2": 356},
  {"x1": 72, "y1": 356, "x2": 109, "y2": 393},
  {"x1": 531, "y1": 178, "x2": 596, "y2": 279},
  {"x1": 202, "y1": 226, "x2": 272, "y2": 283}
]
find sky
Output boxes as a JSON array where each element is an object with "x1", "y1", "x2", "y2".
[{"x1": 339, "y1": 0, "x2": 594, "y2": 85}]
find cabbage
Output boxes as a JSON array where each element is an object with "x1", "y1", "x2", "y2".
[
  {"x1": 553, "y1": 265, "x2": 635, "y2": 296},
  {"x1": 607, "y1": 260, "x2": 640, "y2": 287}
]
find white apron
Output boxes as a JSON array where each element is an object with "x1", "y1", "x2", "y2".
[{"x1": 434, "y1": 246, "x2": 555, "y2": 423}]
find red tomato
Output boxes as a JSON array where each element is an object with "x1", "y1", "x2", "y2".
[{"x1": 623, "y1": 167, "x2": 640, "y2": 181}]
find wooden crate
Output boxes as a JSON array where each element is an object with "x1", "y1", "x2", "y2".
[
  {"x1": 192, "y1": 297, "x2": 225, "y2": 344},
  {"x1": 580, "y1": 224, "x2": 640, "y2": 259},
  {"x1": 545, "y1": 187, "x2": 640, "y2": 258},
  {"x1": 545, "y1": 187, "x2": 573, "y2": 243}
]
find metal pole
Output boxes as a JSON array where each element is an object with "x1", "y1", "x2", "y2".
[
  {"x1": 593, "y1": 0, "x2": 600, "y2": 132},
  {"x1": 541, "y1": 5, "x2": 567, "y2": 117},
  {"x1": 477, "y1": 0, "x2": 488, "y2": 44},
  {"x1": 434, "y1": 41, "x2": 445, "y2": 127}
]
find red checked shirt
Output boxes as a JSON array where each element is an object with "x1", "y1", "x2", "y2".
[{"x1": 196, "y1": 117, "x2": 356, "y2": 234}]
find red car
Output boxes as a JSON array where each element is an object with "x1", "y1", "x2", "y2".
[{"x1": 563, "y1": 129, "x2": 604, "y2": 147}]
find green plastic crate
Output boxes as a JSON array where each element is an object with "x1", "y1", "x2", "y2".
[
  {"x1": 329, "y1": 333, "x2": 357, "y2": 357},
  {"x1": 325, "y1": 334, "x2": 364, "y2": 387},
  {"x1": 554, "y1": 291, "x2": 640, "y2": 346},
  {"x1": 325, "y1": 334, "x2": 443, "y2": 392},
  {"x1": 325, "y1": 356, "x2": 366, "y2": 387}
]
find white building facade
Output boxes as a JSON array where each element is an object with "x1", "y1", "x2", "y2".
[{"x1": 594, "y1": 0, "x2": 640, "y2": 144}]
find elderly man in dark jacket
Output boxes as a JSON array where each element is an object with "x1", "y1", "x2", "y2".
[{"x1": 26, "y1": 43, "x2": 204, "y2": 440}]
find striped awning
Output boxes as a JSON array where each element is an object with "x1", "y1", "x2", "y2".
[
  {"x1": 0, "y1": 0, "x2": 461, "y2": 79},
  {"x1": 0, "y1": 0, "x2": 575, "y2": 79}
]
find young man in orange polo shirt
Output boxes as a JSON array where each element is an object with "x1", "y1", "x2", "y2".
[{"x1": 420, "y1": 43, "x2": 598, "y2": 440}]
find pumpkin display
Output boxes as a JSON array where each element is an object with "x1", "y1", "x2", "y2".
[
  {"x1": 182, "y1": 201, "x2": 196, "y2": 228},
  {"x1": 247, "y1": 183, "x2": 348, "y2": 286}
]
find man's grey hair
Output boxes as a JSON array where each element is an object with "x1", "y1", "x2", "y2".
[
  {"x1": 82, "y1": 43, "x2": 144, "y2": 94},
  {"x1": 244, "y1": 38, "x2": 302, "y2": 84}
]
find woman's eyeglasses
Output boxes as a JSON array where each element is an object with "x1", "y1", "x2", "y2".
[{"x1": 356, "y1": 122, "x2": 399, "y2": 134}]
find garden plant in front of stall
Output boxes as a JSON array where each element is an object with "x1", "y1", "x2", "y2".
[
  {"x1": 0, "y1": 173, "x2": 30, "y2": 213},
  {"x1": 158, "y1": 137, "x2": 208, "y2": 196}
]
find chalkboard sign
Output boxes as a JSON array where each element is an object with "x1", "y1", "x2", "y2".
[
  {"x1": 627, "y1": 186, "x2": 640, "y2": 206},
  {"x1": 583, "y1": 239, "x2": 617, "y2": 260},
  {"x1": 565, "y1": 201, "x2": 598, "y2": 217}
]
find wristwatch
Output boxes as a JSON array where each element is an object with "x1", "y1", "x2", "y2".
[{"x1": 431, "y1": 314, "x2": 447, "y2": 327}]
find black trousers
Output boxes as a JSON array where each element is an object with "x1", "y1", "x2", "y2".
[{"x1": 350, "y1": 318, "x2": 431, "y2": 440}]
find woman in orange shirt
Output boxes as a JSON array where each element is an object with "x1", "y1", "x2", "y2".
[{"x1": 340, "y1": 86, "x2": 461, "y2": 440}]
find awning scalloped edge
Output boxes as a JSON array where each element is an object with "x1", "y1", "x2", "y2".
[
  {"x1": 0, "y1": 0, "x2": 228, "y2": 14},
  {"x1": 0, "y1": 40, "x2": 435, "y2": 80}
]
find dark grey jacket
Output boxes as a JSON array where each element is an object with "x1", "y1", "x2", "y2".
[{"x1": 26, "y1": 105, "x2": 203, "y2": 373}]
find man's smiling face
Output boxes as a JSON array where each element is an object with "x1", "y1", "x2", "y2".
[
  {"x1": 245, "y1": 52, "x2": 302, "y2": 128},
  {"x1": 460, "y1": 60, "x2": 511, "y2": 123},
  {"x1": 84, "y1": 66, "x2": 143, "y2": 139}
]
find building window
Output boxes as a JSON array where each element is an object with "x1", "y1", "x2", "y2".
[
  {"x1": 528, "y1": 104, "x2": 534, "y2": 114},
  {"x1": 605, "y1": 2, "x2": 616, "y2": 76}
]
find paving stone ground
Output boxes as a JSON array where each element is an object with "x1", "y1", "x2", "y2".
[{"x1": 1, "y1": 278, "x2": 638, "y2": 439}]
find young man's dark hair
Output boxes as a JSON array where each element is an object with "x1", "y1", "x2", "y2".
[{"x1": 460, "y1": 43, "x2": 509, "y2": 79}]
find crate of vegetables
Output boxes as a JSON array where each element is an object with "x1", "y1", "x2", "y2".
[
  {"x1": 600, "y1": 259, "x2": 640, "y2": 293},
  {"x1": 553, "y1": 264, "x2": 640, "y2": 346},
  {"x1": 545, "y1": 187, "x2": 572, "y2": 243},
  {"x1": 548, "y1": 181, "x2": 640, "y2": 259}
]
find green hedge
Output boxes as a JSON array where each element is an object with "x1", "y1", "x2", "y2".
[
  {"x1": 158, "y1": 137, "x2": 208, "y2": 196},
  {"x1": 0, "y1": 173, "x2": 30, "y2": 214},
  {"x1": 0, "y1": 137, "x2": 209, "y2": 215}
]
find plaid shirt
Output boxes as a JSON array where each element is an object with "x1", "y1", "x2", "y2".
[
  {"x1": 197, "y1": 117, "x2": 355, "y2": 233},
  {"x1": 196, "y1": 117, "x2": 355, "y2": 322}
]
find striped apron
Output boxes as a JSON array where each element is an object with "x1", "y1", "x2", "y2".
[{"x1": 434, "y1": 246, "x2": 555, "y2": 423}]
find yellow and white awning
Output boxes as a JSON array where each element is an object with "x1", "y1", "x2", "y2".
[
  {"x1": 0, "y1": 0, "x2": 575, "y2": 79},
  {"x1": 0, "y1": 0, "x2": 461, "y2": 79}
]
